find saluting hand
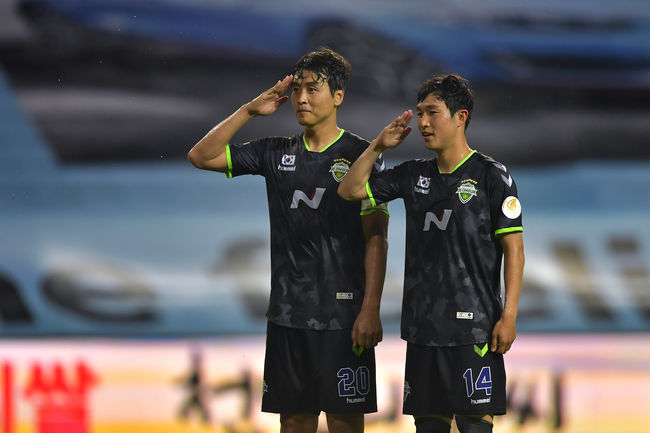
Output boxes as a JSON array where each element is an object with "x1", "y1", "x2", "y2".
[
  {"x1": 246, "y1": 75, "x2": 293, "y2": 117},
  {"x1": 373, "y1": 110, "x2": 413, "y2": 152}
]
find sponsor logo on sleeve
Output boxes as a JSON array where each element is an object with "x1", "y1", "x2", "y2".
[
  {"x1": 278, "y1": 154, "x2": 296, "y2": 171},
  {"x1": 502, "y1": 196, "x2": 522, "y2": 219},
  {"x1": 414, "y1": 175, "x2": 430, "y2": 194}
]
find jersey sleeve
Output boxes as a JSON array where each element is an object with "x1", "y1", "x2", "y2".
[
  {"x1": 489, "y1": 162, "x2": 523, "y2": 236},
  {"x1": 365, "y1": 161, "x2": 408, "y2": 207},
  {"x1": 224, "y1": 138, "x2": 268, "y2": 178},
  {"x1": 360, "y1": 152, "x2": 390, "y2": 215}
]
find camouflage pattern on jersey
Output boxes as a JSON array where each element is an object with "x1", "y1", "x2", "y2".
[
  {"x1": 227, "y1": 131, "x2": 386, "y2": 330},
  {"x1": 368, "y1": 151, "x2": 522, "y2": 346}
]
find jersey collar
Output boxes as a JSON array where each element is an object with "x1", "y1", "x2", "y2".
[
  {"x1": 303, "y1": 129, "x2": 345, "y2": 153},
  {"x1": 437, "y1": 149, "x2": 476, "y2": 174}
]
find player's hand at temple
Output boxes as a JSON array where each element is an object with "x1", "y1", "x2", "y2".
[
  {"x1": 372, "y1": 110, "x2": 413, "y2": 152},
  {"x1": 490, "y1": 313, "x2": 516, "y2": 354},
  {"x1": 352, "y1": 307, "x2": 383, "y2": 349},
  {"x1": 245, "y1": 75, "x2": 293, "y2": 117}
]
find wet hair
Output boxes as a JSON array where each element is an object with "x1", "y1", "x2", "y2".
[
  {"x1": 291, "y1": 47, "x2": 351, "y2": 95},
  {"x1": 417, "y1": 74, "x2": 474, "y2": 130}
]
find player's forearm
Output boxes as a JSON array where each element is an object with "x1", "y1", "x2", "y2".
[
  {"x1": 338, "y1": 144, "x2": 382, "y2": 201},
  {"x1": 501, "y1": 234, "x2": 524, "y2": 319},
  {"x1": 362, "y1": 232, "x2": 388, "y2": 312},
  {"x1": 188, "y1": 104, "x2": 254, "y2": 169},
  {"x1": 361, "y1": 211, "x2": 389, "y2": 312}
]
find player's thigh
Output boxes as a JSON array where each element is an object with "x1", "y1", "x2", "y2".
[
  {"x1": 280, "y1": 413, "x2": 318, "y2": 433},
  {"x1": 325, "y1": 412, "x2": 364, "y2": 433}
]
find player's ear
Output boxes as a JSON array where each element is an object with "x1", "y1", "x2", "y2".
[
  {"x1": 334, "y1": 89, "x2": 344, "y2": 108},
  {"x1": 456, "y1": 109, "x2": 469, "y2": 128}
]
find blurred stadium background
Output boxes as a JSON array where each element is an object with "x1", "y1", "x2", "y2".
[{"x1": 1, "y1": 1, "x2": 649, "y2": 432}]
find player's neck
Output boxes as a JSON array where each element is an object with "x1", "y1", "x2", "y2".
[
  {"x1": 436, "y1": 141, "x2": 472, "y2": 174},
  {"x1": 303, "y1": 118, "x2": 341, "y2": 152}
]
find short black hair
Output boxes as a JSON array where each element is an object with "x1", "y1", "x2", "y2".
[
  {"x1": 417, "y1": 75, "x2": 474, "y2": 130},
  {"x1": 291, "y1": 47, "x2": 351, "y2": 95}
]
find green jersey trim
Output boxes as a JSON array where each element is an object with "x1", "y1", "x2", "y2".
[
  {"x1": 360, "y1": 200, "x2": 390, "y2": 217},
  {"x1": 438, "y1": 149, "x2": 476, "y2": 174},
  {"x1": 303, "y1": 128, "x2": 345, "y2": 152},
  {"x1": 495, "y1": 226, "x2": 523, "y2": 236},
  {"x1": 225, "y1": 144, "x2": 233, "y2": 178},
  {"x1": 365, "y1": 182, "x2": 377, "y2": 207},
  {"x1": 360, "y1": 208, "x2": 390, "y2": 217}
]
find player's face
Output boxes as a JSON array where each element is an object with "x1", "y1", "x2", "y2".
[
  {"x1": 291, "y1": 71, "x2": 343, "y2": 127},
  {"x1": 416, "y1": 94, "x2": 465, "y2": 151}
]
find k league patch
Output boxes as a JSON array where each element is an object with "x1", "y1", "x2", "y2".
[{"x1": 502, "y1": 196, "x2": 522, "y2": 219}]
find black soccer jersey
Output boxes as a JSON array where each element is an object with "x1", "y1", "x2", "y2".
[
  {"x1": 367, "y1": 151, "x2": 523, "y2": 346},
  {"x1": 226, "y1": 130, "x2": 386, "y2": 331}
]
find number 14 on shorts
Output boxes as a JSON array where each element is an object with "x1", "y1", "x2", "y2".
[{"x1": 463, "y1": 367, "x2": 492, "y2": 397}]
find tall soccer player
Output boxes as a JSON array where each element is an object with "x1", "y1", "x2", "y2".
[
  {"x1": 188, "y1": 48, "x2": 389, "y2": 433},
  {"x1": 338, "y1": 75, "x2": 525, "y2": 433}
]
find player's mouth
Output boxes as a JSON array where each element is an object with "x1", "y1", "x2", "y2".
[{"x1": 421, "y1": 131, "x2": 433, "y2": 138}]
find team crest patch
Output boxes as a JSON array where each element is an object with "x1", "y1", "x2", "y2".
[
  {"x1": 456, "y1": 179, "x2": 478, "y2": 204},
  {"x1": 329, "y1": 158, "x2": 351, "y2": 182}
]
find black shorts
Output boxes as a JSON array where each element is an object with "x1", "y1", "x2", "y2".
[
  {"x1": 403, "y1": 342, "x2": 506, "y2": 416},
  {"x1": 261, "y1": 321, "x2": 377, "y2": 414}
]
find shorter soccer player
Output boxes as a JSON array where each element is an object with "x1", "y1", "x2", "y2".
[{"x1": 337, "y1": 75, "x2": 525, "y2": 433}]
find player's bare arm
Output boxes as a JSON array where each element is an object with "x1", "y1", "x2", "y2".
[
  {"x1": 188, "y1": 75, "x2": 293, "y2": 172},
  {"x1": 352, "y1": 210, "x2": 389, "y2": 349},
  {"x1": 491, "y1": 232, "x2": 524, "y2": 354},
  {"x1": 338, "y1": 110, "x2": 413, "y2": 201}
]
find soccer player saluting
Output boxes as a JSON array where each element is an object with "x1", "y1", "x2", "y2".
[
  {"x1": 188, "y1": 48, "x2": 389, "y2": 433},
  {"x1": 338, "y1": 75, "x2": 525, "y2": 433}
]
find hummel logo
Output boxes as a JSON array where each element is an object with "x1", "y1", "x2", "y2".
[{"x1": 493, "y1": 162, "x2": 512, "y2": 186}]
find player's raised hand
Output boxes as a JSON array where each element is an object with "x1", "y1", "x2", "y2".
[
  {"x1": 245, "y1": 75, "x2": 293, "y2": 116},
  {"x1": 373, "y1": 110, "x2": 413, "y2": 152}
]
